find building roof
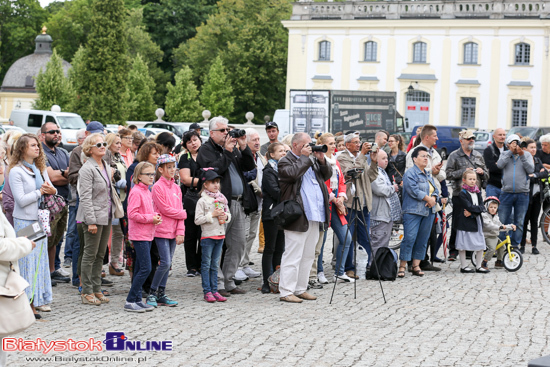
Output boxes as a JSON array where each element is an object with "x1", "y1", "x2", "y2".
[{"x1": 1, "y1": 27, "x2": 70, "y2": 93}]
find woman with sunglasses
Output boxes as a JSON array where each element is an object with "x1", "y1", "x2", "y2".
[{"x1": 76, "y1": 134, "x2": 116, "y2": 306}]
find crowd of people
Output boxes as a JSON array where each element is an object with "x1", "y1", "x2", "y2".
[{"x1": 0, "y1": 120, "x2": 548, "y2": 316}]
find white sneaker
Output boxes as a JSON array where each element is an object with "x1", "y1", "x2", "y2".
[
  {"x1": 56, "y1": 268, "x2": 70, "y2": 277},
  {"x1": 317, "y1": 272, "x2": 329, "y2": 284},
  {"x1": 333, "y1": 274, "x2": 355, "y2": 283},
  {"x1": 242, "y1": 266, "x2": 261, "y2": 278},
  {"x1": 234, "y1": 269, "x2": 249, "y2": 281}
]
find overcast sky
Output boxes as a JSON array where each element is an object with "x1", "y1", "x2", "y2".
[{"x1": 40, "y1": 0, "x2": 57, "y2": 8}]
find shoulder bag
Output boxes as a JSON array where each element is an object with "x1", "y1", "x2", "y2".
[
  {"x1": 0, "y1": 262, "x2": 35, "y2": 337},
  {"x1": 111, "y1": 185, "x2": 124, "y2": 219},
  {"x1": 271, "y1": 200, "x2": 303, "y2": 226}
]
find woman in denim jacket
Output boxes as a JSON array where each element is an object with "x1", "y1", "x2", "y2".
[{"x1": 398, "y1": 146, "x2": 439, "y2": 278}]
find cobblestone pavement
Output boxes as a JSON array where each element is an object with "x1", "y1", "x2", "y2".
[{"x1": 5, "y1": 231, "x2": 550, "y2": 367}]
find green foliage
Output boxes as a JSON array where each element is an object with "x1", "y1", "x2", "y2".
[
  {"x1": 33, "y1": 49, "x2": 73, "y2": 111},
  {"x1": 0, "y1": 0, "x2": 46, "y2": 81},
  {"x1": 126, "y1": 54, "x2": 156, "y2": 121},
  {"x1": 165, "y1": 66, "x2": 203, "y2": 122},
  {"x1": 174, "y1": 0, "x2": 291, "y2": 123},
  {"x1": 78, "y1": 0, "x2": 129, "y2": 124},
  {"x1": 67, "y1": 46, "x2": 89, "y2": 117},
  {"x1": 200, "y1": 56, "x2": 234, "y2": 118}
]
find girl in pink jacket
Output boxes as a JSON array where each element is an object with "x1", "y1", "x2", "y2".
[
  {"x1": 148, "y1": 154, "x2": 187, "y2": 308},
  {"x1": 125, "y1": 162, "x2": 161, "y2": 313}
]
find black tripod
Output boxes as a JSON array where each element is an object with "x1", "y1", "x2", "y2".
[{"x1": 329, "y1": 171, "x2": 387, "y2": 304}]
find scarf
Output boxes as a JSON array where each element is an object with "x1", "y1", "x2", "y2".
[
  {"x1": 462, "y1": 184, "x2": 480, "y2": 194},
  {"x1": 22, "y1": 160, "x2": 44, "y2": 191},
  {"x1": 268, "y1": 159, "x2": 278, "y2": 172},
  {"x1": 204, "y1": 189, "x2": 228, "y2": 207},
  {"x1": 325, "y1": 154, "x2": 339, "y2": 191}
]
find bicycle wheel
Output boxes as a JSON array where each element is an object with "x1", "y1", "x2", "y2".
[
  {"x1": 539, "y1": 206, "x2": 550, "y2": 245},
  {"x1": 389, "y1": 223, "x2": 403, "y2": 250},
  {"x1": 502, "y1": 249, "x2": 523, "y2": 272}
]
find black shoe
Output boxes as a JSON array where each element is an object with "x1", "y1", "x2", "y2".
[
  {"x1": 460, "y1": 267, "x2": 475, "y2": 273},
  {"x1": 307, "y1": 280, "x2": 323, "y2": 289},
  {"x1": 532, "y1": 247, "x2": 540, "y2": 255},
  {"x1": 433, "y1": 257, "x2": 445, "y2": 263},
  {"x1": 186, "y1": 269, "x2": 196, "y2": 277},
  {"x1": 34, "y1": 313, "x2": 42, "y2": 320},
  {"x1": 101, "y1": 278, "x2": 114, "y2": 287},
  {"x1": 519, "y1": 246, "x2": 525, "y2": 254},
  {"x1": 248, "y1": 262, "x2": 254, "y2": 266},
  {"x1": 51, "y1": 271, "x2": 70, "y2": 283},
  {"x1": 261, "y1": 283, "x2": 271, "y2": 294},
  {"x1": 422, "y1": 263, "x2": 441, "y2": 272},
  {"x1": 234, "y1": 279, "x2": 243, "y2": 286},
  {"x1": 476, "y1": 267, "x2": 490, "y2": 274},
  {"x1": 448, "y1": 251, "x2": 458, "y2": 261},
  {"x1": 51, "y1": 279, "x2": 58, "y2": 287}
]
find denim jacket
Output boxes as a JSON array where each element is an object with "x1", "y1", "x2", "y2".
[{"x1": 402, "y1": 164, "x2": 440, "y2": 216}]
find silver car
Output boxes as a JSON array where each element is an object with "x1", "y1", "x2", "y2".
[{"x1": 473, "y1": 130, "x2": 493, "y2": 154}]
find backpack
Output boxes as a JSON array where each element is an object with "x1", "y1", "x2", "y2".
[{"x1": 366, "y1": 247, "x2": 398, "y2": 281}]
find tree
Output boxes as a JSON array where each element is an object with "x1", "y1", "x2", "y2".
[
  {"x1": 174, "y1": 0, "x2": 291, "y2": 122},
  {"x1": 79, "y1": 0, "x2": 130, "y2": 124},
  {"x1": 126, "y1": 54, "x2": 156, "y2": 121},
  {"x1": 67, "y1": 46, "x2": 89, "y2": 116},
  {"x1": 200, "y1": 56, "x2": 234, "y2": 117},
  {"x1": 165, "y1": 66, "x2": 203, "y2": 122},
  {"x1": 33, "y1": 49, "x2": 73, "y2": 111},
  {"x1": 0, "y1": 0, "x2": 46, "y2": 82}
]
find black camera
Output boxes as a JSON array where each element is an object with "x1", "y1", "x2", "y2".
[
  {"x1": 346, "y1": 168, "x2": 364, "y2": 179},
  {"x1": 519, "y1": 140, "x2": 528, "y2": 149},
  {"x1": 228, "y1": 129, "x2": 246, "y2": 138},
  {"x1": 309, "y1": 143, "x2": 328, "y2": 153}
]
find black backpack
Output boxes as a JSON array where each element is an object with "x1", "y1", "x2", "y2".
[{"x1": 366, "y1": 247, "x2": 398, "y2": 281}]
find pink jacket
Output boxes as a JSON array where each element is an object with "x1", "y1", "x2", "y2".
[
  {"x1": 152, "y1": 176, "x2": 187, "y2": 238},
  {"x1": 128, "y1": 182, "x2": 157, "y2": 241}
]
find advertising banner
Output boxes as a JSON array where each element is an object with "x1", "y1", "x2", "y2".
[{"x1": 289, "y1": 90, "x2": 330, "y2": 136}]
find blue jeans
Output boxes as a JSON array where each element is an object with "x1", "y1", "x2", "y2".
[
  {"x1": 486, "y1": 184, "x2": 501, "y2": 199},
  {"x1": 400, "y1": 213, "x2": 435, "y2": 261},
  {"x1": 345, "y1": 207, "x2": 370, "y2": 272},
  {"x1": 55, "y1": 239, "x2": 62, "y2": 270},
  {"x1": 126, "y1": 241, "x2": 152, "y2": 303},
  {"x1": 498, "y1": 192, "x2": 530, "y2": 247},
  {"x1": 151, "y1": 238, "x2": 176, "y2": 291},
  {"x1": 65, "y1": 205, "x2": 78, "y2": 260},
  {"x1": 71, "y1": 201, "x2": 81, "y2": 285},
  {"x1": 319, "y1": 206, "x2": 353, "y2": 276},
  {"x1": 200, "y1": 238, "x2": 224, "y2": 294}
]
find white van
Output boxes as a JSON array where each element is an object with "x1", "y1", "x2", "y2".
[{"x1": 9, "y1": 109, "x2": 87, "y2": 151}]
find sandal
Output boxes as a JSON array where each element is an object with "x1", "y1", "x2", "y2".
[
  {"x1": 94, "y1": 293, "x2": 110, "y2": 303},
  {"x1": 411, "y1": 265, "x2": 424, "y2": 277},
  {"x1": 398, "y1": 266, "x2": 406, "y2": 278},
  {"x1": 81, "y1": 294, "x2": 101, "y2": 306}
]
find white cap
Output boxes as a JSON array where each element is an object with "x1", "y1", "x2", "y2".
[{"x1": 506, "y1": 134, "x2": 521, "y2": 145}]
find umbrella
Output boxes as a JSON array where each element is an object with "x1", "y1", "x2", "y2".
[{"x1": 441, "y1": 204, "x2": 448, "y2": 261}]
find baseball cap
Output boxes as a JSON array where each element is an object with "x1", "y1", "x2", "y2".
[
  {"x1": 86, "y1": 121, "x2": 105, "y2": 134},
  {"x1": 189, "y1": 123, "x2": 202, "y2": 130},
  {"x1": 459, "y1": 130, "x2": 475, "y2": 140},
  {"x1": 201, "y1": 167, "x2": 221, "y2": 182},
  {"x1": 506, "y1": 134, "x2": 521, "y2": 145},
  {"x1": 265, "y1": 121, "x2": 278, "y2": 130}
]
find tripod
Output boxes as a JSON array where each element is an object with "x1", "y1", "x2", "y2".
[{"x1": 329, "y1": 173, "x2": 387, "y2": 304}]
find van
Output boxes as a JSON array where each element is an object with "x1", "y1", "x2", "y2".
[
  {"x1": 10, "y1": 109, "x2": 87, "y2": 151},
  {"x1": 273, "y1": 109, "x2": 291, "y2": 137},
  {"x1": 412, "y1": 125, "x2": 465, "y2": 160}
]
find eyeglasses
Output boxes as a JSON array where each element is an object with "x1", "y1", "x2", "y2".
[
  {"x1": 45, "y1": 130, "x2": 61, "y2": 135},
  {"x1": 212, "y1": 128, "x2": 230, "y2": 133},
  {"x1": 140, "y1": 173, "x2": 156, "y2": 177},
  {"x1": 417, "y1": 154, "x2": 429, "y2": 158},
  {"x1": 95, "y1": 142, "x2": 107, "y2": 148},
  {"x1": 122, "y1": 137, "x2": 134, "y2": 141}
]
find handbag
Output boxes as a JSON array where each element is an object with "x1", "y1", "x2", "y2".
[
  {"x1": 41, "y1": 194, "x2": 66, "y2": 220},
  {"x1": 268, "y1": 267, "x2": 280, "y2": 293},
  {"x1": 271, "y1": 200, "x2": 303, "y2": 226},
  {"x1": 0, "y1": 262, "x2": 35, "y2": 337},
  {"x1": 111, "y1": 185, "x2": 124, "y2": 219},
  {"x1": 37, "y1": 203, "x2": 51, "y2": 237}
]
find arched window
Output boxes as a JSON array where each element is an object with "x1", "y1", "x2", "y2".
[
  {"x1": 364, "y1": 41, "x2": 377, "y2": 62},
  {"x1": 319, "y1": 41, "x2": 331, "y2": 61},
  {"x1": 412, "y1": 42, "x2": 427, "y2": 63},
  {"x1": 515, "y1": 43, "x2": 530, "y2": 65},
  {"x1": 463, "y1": 42, "x2": 478, "y2": 64}
]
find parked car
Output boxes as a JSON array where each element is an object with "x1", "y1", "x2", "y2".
[
  {"x1": 507, "y1": 126, "x2": 550, "y2": 149},
  {"x1": 9, "y1": 109, "x2": 87, "y2": 151},
  {"x1": 143, "y1": 122, "x2": 190, "y2": 139},
  {"x1": 473, "y1": 130, "x2": 493, "y2": 154},
  {"x1": 0, "y1": 125, "x2": 27, "y2": 135},
  {"x1": 412, "y1": 125, "x2": 465, "y2": 160},
  {"x1": 138, "y1": 127, "x2": 181, "y2": 149}
]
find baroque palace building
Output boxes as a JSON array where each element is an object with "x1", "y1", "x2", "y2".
[{"x1": 282, "y1": 0, "x2": 550, "y2": 130}]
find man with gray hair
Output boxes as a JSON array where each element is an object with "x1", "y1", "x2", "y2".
[
  {"x1": 278, "y1": 132, "x2": 331, "y2": 303},
  {"x1": 197, "y1": 116, "x2": 256, "y2": 296},
  {"x1": 483, "y1": 128, "x2": 508, "y2": 198},
  {"x1": 235, "y1": 128, "x2": 265, "y2": 280},
  {"x1": 536, "y1": 133, "x2": 550, "y2": 170}
]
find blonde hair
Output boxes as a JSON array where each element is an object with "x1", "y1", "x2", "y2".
[
  {"x1": 82, "y1": 133, "x2": 104, "y2": 157},
  {"x1": 9, "y1": 134, "x2": 47, "y2": 172},
  {"x1": 281, "y1": 134, "x2": 294, "y2": 146},
  {"x1": 462, "y1": 170, "x2": 477, "y2": 180},
  {"x1": 317, "y1": 132, "x2": 334, "y2": 145},
  {"x1": 104, "y1": 133, "x2": 120, "y2": 149},
  {"x1": 133, "y1": 161, "x2": 155, "y2": 185}
]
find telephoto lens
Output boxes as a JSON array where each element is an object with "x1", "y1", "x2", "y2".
[
  {"x1": 309, "y1": 143, "x2": 328, "y2": 153},
  {"x1": 228, "y1": 129, "x2": 246, "y2": 138}
]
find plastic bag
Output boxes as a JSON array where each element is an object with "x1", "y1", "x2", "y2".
[
  {"x1": 355, "y1": 245, "x2": 369, "y2": 279},
  {"x1": 38, "y1": 208, "x2": 51, "y2": 237}
]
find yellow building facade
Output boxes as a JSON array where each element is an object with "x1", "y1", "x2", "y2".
[{"x1": 282, "y1": 1, "x2": 550, "y2": 130}]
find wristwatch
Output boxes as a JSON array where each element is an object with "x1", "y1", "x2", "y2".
[{"x1": 59, "y1": 169, "x2": 65, "y2": 177}]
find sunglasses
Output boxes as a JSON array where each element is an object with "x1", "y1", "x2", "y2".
[
  {"x1": 45, "y1": 130, "x2": 61, "y2": 135},
  {"x1": 466, "y1": 137, "x2": 476, "y2": 141},
  {"x1": 95, "y1": 142, "x2": 107, "y2": 148},
  {"x1": 213, "y1": 128, "x2": 230, "y2": 133},
  {"x1": 140, "y1": 173, "x2": 156, "y2": 177}
]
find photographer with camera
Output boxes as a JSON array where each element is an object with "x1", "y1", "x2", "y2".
[
  {"x1": 277, "y1": 133, "x2": 331, "y2": 303},
  {"x1": 337, "y1": 133, "x2": 378, "y2": 279},
  {"x1": 197, "y1": 117, "x2": 257, "y2": 296},
  {"x1": 496, "y1": 134, "x2": 534, "y2": 250}
]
